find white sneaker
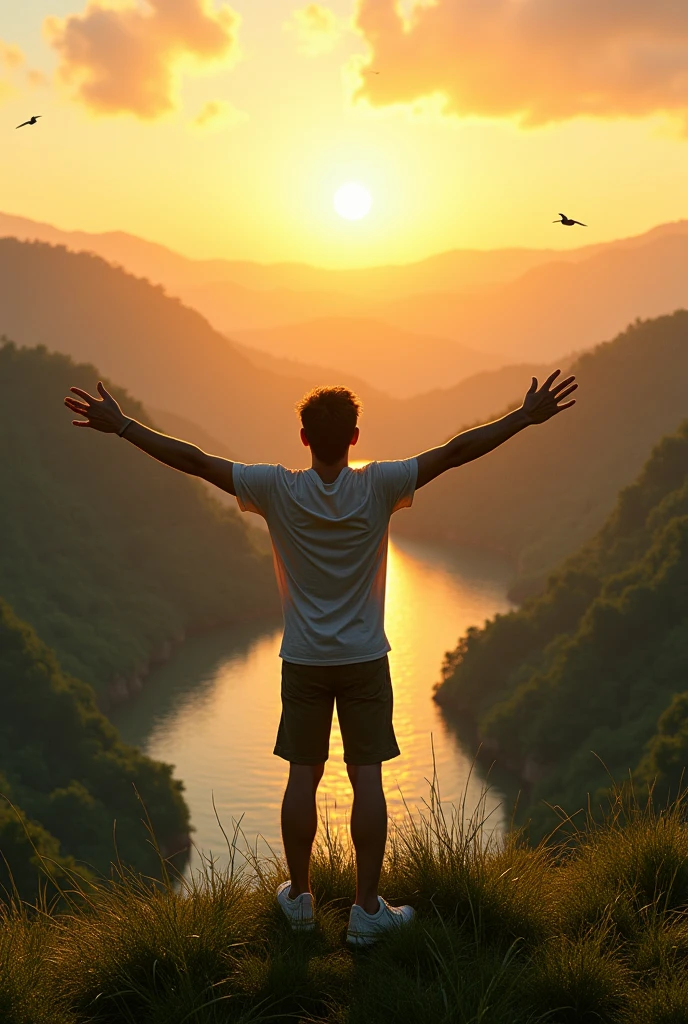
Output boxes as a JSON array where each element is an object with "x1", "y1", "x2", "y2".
[
  {"x1": 346, "y1": 897, "x2": 415, "y2": 946},
  {"x1": 276, "y1": 880, "x2": 315, "y2": 932}
]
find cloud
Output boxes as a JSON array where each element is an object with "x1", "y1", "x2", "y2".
[
  {"x1": 285, "y1": 4, "x2": 343, "y2": 56},
  {"x1": 0, "y1": 42, "x2": 24, "y2": 71},
  {"x1": 192, "y1": 97, "x2": 246, "y2": 129},
  {"x1": 0, "y1": 40, "x2": 46, "y2": 103},
  {"x1": 46, "y1": 0, "x2": 241, "y2": 119},
  {"x1": 354, "y1": 0, "x2": 688, "y2": 126}
]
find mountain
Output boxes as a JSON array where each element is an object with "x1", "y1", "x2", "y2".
[
  {"x1": 399, "y1": 311, "x2": 688, "y2": 595},
  {"x1": 0, "y1": 237, "x2": 321, "y2": 466},
  {"x1": 4, "y1": 209, "x2": 687, "y2": 298},
  {"x1": 435, "y1": 420, "x2": 688, "y2": 837},
  {"x1": 0, "y1": 598, "x2": 190, "y2": 897},
  {"x1": 233, "y1": 317, "x2": 505, "y2": 398},
  {"x1": 4, "y1": 211, "x2": 688, "y2": 376},
  {"x1": 0, "y1": 237, "x2": 541, "y2": 466},
  {"x1": 371, "y1": 234, "x2": 688, "y2": 363},
  {"x1": 179, "y1": 279, "x2": 371, "y2": 332},
  {"x1": 0, "y1": 209, "x2": 607, "y2": 296},
  {"x1": 0, "y1": 341, "x2": 277, "y2": 698}
]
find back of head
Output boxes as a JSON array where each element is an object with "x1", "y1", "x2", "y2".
[{"x1": 297, "y1": 386, "x2": 362, "y2": 465}]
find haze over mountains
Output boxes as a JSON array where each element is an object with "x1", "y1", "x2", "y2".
[
  {"x1": 3, "y1": 212, "x2": 688, "y2": 396},
  {"x1": 402, "y1": 312, "x2": 688, "y2": 594},
  {"x1": 0, "y1": 237, "x2": 542, "y2": 467},
  {"x1": 1, "y1": 218, "x2": 687, "y2": 600},
  {"x1": 233, "y1": 318, "x2": 505, "y2": 398}
]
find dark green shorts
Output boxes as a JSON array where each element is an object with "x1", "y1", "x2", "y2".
[{"x1": 274, "y1": 656, "x2": 401, "y2": 766}]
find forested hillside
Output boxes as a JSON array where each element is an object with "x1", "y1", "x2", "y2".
[
  {"x1": 0, "y1": 599, "x2": 190, "y2": 898},
  {"x1": 404, "y1": 311, "x2": 688, "y2": 595},
  {"x1": 436, "y1": 421, "x2": 688, "y2": 836},
  {"x1": 0, "y1": 342, "x2": 277, "y2": 697}
]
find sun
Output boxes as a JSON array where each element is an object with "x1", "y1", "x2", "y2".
[{"x1": 334, "y1": 183, "x2": 372, "y2": 221}]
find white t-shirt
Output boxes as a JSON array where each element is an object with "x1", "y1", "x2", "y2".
[{"x1": 233, "y1": 459, "x2": 418, "y2": 665}]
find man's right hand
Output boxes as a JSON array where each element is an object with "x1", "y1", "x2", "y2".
[{"x1": 64, "y1": 382, "x2": 128, "y2": 433}]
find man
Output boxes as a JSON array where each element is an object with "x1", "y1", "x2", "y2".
[{"x1": 64, "y1": 370, "x2": 576, "y2": 944}]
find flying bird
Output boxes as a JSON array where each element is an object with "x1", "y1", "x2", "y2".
[
  {"x1": 365, "y1": 69, "x2": 380, "y2": 74},
  {"x1": 553, "y1": 212, "x2": 586, "y2": 227},
  {"x1": 16, "y1": 115, "x2": 41, "y2": 129}
]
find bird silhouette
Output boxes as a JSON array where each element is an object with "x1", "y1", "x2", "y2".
[
  {"x1": 16, "y1": 115, "x2": 41, "y2": 129},
  {"x1": 365, "y1": 69, "x2": 380, "y2": 74},
  {"x1": 553, "y1": 212, "x2": 586, "y2": 226}
]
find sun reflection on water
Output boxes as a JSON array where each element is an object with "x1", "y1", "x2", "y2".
[{"x1": 114, "y1": 522, "x2": 515, "y2": 871}]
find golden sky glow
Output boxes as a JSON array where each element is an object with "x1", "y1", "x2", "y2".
[{"x1": 2, "y1": 1, "x2": 688, "y2": 266}]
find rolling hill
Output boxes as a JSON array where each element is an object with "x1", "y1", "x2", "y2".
[
  {"x1": 0, "y1": 237, "x2": 540, "y2": 466},
  {"x1": 7, "y1": 235, "x2": 685, "y2": 607},
  {"x1": 435, "y1": 419, "x2": 688, "y2": 837},
  {"x1": 400, "y1": 311, "x2": 688, "y2": 594},
  {"x1": 371, "y1": 234, "x2": 688, "y2": 362},
  {"x1": 0, "y1": 598, "x2": 191, "y2": 896},
  {"x1": 4, "y1": 212, "x2": 688, "y2": 391},
  {"x1": 0, "y1": 208, "x2": 617, "y2": 296},
  {"x1": 0, "y1": 341, "x2": 277, "y2": 698},
  {"x1": 233, "y1": 317, "x2": 504, "y2": 398}
]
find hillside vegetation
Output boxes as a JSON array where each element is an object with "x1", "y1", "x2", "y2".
[
  {"x1": 2, "y1": 790, "x2": 688, "y2": 1023},
  {"x1": 404, "y1": 311, "x2": 688, "y2": 594},
  {"x1": 436, "y1": 419, "x2": 688, "y2": 837},
  {"x1": 0, "y1": 599, "x2": 190, "y2": 899},
  {"x1": 0, "y1": 342, "x2": 276, "y2": 697}
]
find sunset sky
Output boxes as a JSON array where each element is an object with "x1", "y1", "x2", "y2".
[{"x1": 2, "y1": 1, "x2": 688, "y2": 266}]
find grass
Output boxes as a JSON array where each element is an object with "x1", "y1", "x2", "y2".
[{"x1": 1, "y1": 781, "x2": 688, "y2": 1024}]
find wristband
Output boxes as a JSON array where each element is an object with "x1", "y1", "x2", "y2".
[{"x1": 117, "y1": 418, "x2": 134, "y2": 437}]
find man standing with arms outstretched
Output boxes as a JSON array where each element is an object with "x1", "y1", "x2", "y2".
[{"x1": 64, "y1": 370, "x2": 576, "y2": 944}]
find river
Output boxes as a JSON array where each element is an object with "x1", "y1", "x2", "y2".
[{"x1": 113, "y1": 534, "x2": 515, "y2": 873}]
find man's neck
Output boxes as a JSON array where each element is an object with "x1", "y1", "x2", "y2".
[{"x1": 310, "y1": 455, "x2": 349, "y2": 484}]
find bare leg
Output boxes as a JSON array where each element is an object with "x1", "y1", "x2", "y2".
[
  {"x1": 281, "y1": 762, "x2": 325, "y2": 898},
  {"x1": 348, "y1": 763, "x2": 387, "y2": 915}
]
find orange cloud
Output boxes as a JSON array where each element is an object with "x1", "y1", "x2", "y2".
[
  {"x1": 286, "y1": 4, "x2": 342, "y2": 55},
  {"x1": 0, "y1": 42, "x2": 24, "y2": 71},
  {"x1": 355, "y1": 0, "x2": 688, "y2": 126},
  {"x1": 46, "y1": 0, "x2": 241, "y2": 119},
  {"x1": 0, "y1": 40, "x2": 46, "y2": 103}
]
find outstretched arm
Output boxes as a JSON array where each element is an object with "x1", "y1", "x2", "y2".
[
  {"x1": 415, "y1": 370, "x2": 577, "y2": 489},
  {"x1": 64, "y1": 382, "x2": 236, "y2": 495}
]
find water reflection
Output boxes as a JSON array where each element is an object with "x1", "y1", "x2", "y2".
[{"x1": 113, "y1": 535, "x2": 514, "y2": 871}]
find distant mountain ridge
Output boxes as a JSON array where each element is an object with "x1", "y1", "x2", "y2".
[
  {"x1": 372, "y1": 233, "x2": 688, "y2": 362},
  {"x1": 233, "y1": 317, "x2": 506, "y2": 398},
  {"x1": 0, "y1": 237, "x2": 542, "y2": 466},
  {"x1": 7, "y1": 210, "x2": 685, "y2": 295},
  {"x1": 2, "y1": 236, "x2": 685, "y2": 607},
  {"x1": 3, "y1": 211, "x2": 687, "y2": 391}
]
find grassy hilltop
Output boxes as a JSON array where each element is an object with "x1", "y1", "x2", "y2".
[{"x1": 1, "y1": 789, "x2": 688, "y2": 1024}]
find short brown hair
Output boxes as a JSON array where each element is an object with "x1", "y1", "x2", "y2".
[{"x1": 296, "y1": 386, "x2": 362, "y2": 465}]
